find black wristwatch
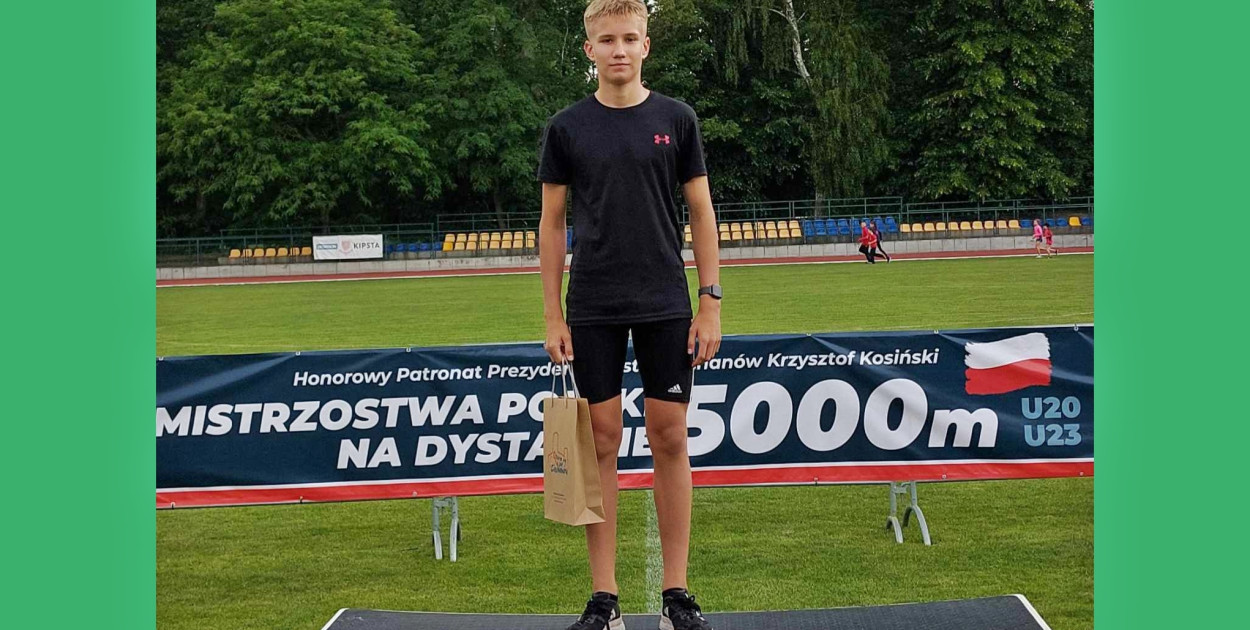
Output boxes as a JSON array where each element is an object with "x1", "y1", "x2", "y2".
[{"x1": 698, "y1": 284, "x2": 723, "y2": 300}]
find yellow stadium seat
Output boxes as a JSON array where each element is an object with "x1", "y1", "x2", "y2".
[
  {"x1": 488, "y1": 240, "x2": 500, "y2": 250},
  {"x1": 1009, "y1": 219, "x2": 1020, "y2": 229},
  {"x1": 1069, "y1": 216, "x2": 1082, "y2": 227},
  {"x1": 720, "y1": 232, "x2": 731, "y2": 242},
  {"x1": 444, "y1": 233, "x2": 455, "y2": 242},
  {"x1": 911, "y1": 223, "x2": 924, "y2": 232},
  {"x1": 525, "y1": 237, "x2": 536, "y2": 248},
  {"x1": 454, "y1": 242, "x2": 465, "y2": 251},
  {"x1": 489, "y1": 232, "x2": 502, "y2": 242},
  {"x1": 766, "y1": 229, "x2": 778, "y2": 238},
  {"x1": 277, "y1": 247, "x2": 288, "y2": 257},
  {"x1": 729, "y1": 222, "x2": 741, "y2": 232},
  {"x1": 730, "y1": 230, "x2": 742, "y2": 241},
  {"x1": 959, "y1": 221, "x2": 973, "y2": 231},
  {"x1": 900, "y1": 224, "x2": 912, "y2": 234},
  {"x1": 478, "y1": 232, "x2": 490, "y2": 243},
  {"x1": 240, "y1": 248, "x2": 252, "y2": 258},
  {"x1": 788, "y1": 220, "x2": 801, "y2": 232},
  {"x1": 684, "y1": 232, "x2": 693, "y2": 243},
  {"x1": 923, "y1": 222, "x2": 935, "y2": 232},
  {"x1": 754, "y1": 221, "x2": 765, "y2": 232},
  {"x1": 443, "y1": 241, "x2": 454, "y2": 252},
  {"x1": 971, "y1": 221, "x2": 984, "y2": 230},
  {"x1": 935, "y1": 222, "x2": 947, "y2": 231},
  {"x1": 765, "y1": 221, "x2": 777, "y2": 231},
  {"x1": 467, "y1": 233, "x2": 478, "y2": 243},
  {"x1": 466, "y1": 241, "x2": 478, "y2": 251},
  {"x1": 743, "y1": 229, "x2": 755, "y2": 240},
  {"x1": 455, "y1": 233, "x2": 467, "y2": 243},
  {"x1": 513, "y1": 231, "x2": 524, "y2": 240},
  {"x1": 301, "y1": 247, "x2": 312, "y2": 256},
  {"x1": 264, "y1": 248, "x2": 277, "y2": 258},
  {"x1": 525, "y1": 231, "x2": 536, "y2": 241},
  {"x1": 996, "y1": 220, "x2": 1008, "y2": 229},
  {"x1": 229, "y1": 249, "x2": 241, "y2": 259}
]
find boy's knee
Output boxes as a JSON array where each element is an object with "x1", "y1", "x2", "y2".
[
  {"x1": 646, "y1": 422, "x2": 687, "y2": 459},
  {"x1": 592, "y1": 425, "x2": 623, "y2": 456}
]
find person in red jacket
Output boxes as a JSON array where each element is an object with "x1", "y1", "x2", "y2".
[
  {"x1": 859, "y1": 221, "x2": 878, "y2": 264},
  {"x1": 1042, "y1": 224, "x2": 1057, "y2": 257}
]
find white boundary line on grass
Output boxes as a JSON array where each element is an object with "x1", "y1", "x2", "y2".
[
  {"x1": 644, "y1": 490, "x2": 663, "y2": 613},
  {"x1": 157, "y1": 250, "x2": 1093, "y2": 288}
]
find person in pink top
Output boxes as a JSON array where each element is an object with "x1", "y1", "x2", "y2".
[{"x1": 1033, "y1": 218, "x2": 1045, "y2": 258}]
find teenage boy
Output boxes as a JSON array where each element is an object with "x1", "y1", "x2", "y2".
[{"x1": 537, "y1": 2, "x2": 722, "y2": 629}]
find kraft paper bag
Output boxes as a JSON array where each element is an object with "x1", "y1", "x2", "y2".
[{"x1": 542, "y1": 367, "x2": 605, "y2": 526}]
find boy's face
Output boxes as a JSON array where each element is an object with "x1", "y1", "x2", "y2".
[{"x1": 584, "y1": 14, "x2": 649, "y2": 87}]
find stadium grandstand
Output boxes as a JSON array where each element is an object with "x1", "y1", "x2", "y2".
[{"x1": 156, "y1": 196, "x2": 1093, "y2": 268}]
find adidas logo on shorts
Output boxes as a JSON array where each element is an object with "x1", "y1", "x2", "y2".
[{"x1": 668, "y1": 384, "x2": 683, "y2": 394}]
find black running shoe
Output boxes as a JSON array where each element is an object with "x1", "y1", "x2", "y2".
[
  {"x1": 660, "y1": 589, "x2": 713, "y2": 630},
  {"x1": 566, "y1": 591, "x2": 625, "y2": 630}
]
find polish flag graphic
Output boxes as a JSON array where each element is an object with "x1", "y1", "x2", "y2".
[{"x1": 964, "y1": 332, "x2": 1052, "y2": 395}]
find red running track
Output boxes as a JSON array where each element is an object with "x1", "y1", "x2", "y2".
[{"x1": 157, "y1": 246, "x2": 1093, "y2": 288}]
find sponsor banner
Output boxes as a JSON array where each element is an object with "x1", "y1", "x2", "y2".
[
  {"x1": 157, "y1": 326, "x2": 1093, "y2": 508},
  {"x1": 312, "y1": 234, "x2": 384, "y2": 260}
]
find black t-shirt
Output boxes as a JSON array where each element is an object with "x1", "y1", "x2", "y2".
[{"x1": 537, "y1": 91, "x2": 708, "y2": 325}]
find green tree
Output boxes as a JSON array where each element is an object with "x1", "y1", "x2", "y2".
[
  {"x1": 802, "y1": 0, "x2": 891, "y2": 198},
  {"x1": 903, "y1": 0, "x2": 1085, "y2": 200},
  {"x1": 158, "y1": 0, "x2": 442, "y2": 228},
  {"x1": 402, "y1": 0, "x2": 584, "y2": 227}
]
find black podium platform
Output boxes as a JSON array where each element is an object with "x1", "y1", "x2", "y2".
[{"x1": 322, "y1": 595, "x2": 1051, "y2": 630}]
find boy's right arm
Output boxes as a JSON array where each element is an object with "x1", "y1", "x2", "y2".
[{"x1": 540, "y1": 182, "x2": 573, "y2": 363}]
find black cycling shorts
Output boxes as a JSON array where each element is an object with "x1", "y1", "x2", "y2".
[{"x1": 569, "y1": 318, "x2": 694, "y2": 405}]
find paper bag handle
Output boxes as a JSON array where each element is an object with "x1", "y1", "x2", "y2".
[{"x1": 550, "y1": 359, "x2": 580, "y2": 399}]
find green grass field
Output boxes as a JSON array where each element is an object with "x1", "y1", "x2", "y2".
[{"x1": 157, "y1": 255, "x2": 1093, "y2": 630}]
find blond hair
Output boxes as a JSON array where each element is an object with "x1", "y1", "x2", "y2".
[{"x1": 584, "y1": 0, "x2": 649, "y2": 37}]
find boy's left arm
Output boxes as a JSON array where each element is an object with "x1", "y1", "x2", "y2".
[{"x1": 683, "y1": 175, "x2": 721, "y2": 367}]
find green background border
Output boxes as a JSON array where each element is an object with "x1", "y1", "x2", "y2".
[
  {"x1": 4, "y1": 1, "x2": 155, "y2": 628},
  {"x1": 5, "y1": 0, "x2": 1248, "y2": 627},
  {"x1": 1094, "y1": 0, "x2": 1248, "y2": 627}
]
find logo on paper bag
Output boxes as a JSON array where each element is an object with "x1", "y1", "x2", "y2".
[
  {"x1": 546, "y1": 432, "x2": 569, "y2": 475},
  {"x1": 964, "y1": 332, "x2": 1052, "y2": 395}
]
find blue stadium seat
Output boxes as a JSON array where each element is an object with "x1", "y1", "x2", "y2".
[
  {"x1": 418, "y1": 242, "x2": 430, "y2": 252},
  {"x1": 802, "y1": 220, "x2": 815, "y2": 236},
  {"x1": 837, "y1": 219, "x2": 851, "y2": 236},
  {"x1": 1045, "y1": 218, "x2": 1059, "y2": 228},
  {"x1": 406, "y1": 243, "x2": 418, "y2": 253},
  {"x1": 1020, "y1": 219, "x2": 1033, "y2": 228},
  {"x1": 814, "y1": 222, "x2": 827, "y2": 236},
  {"x1": 823, "y1": 219, "x2": 836, "y2": 234},
  {"x1": 1081, "y1": 216, "x2": 1092, "y2": 227}
]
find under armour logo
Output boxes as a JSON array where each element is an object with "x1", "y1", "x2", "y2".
[{"x1": 654, "y1": 134, "x2": 671, "y2": 145}]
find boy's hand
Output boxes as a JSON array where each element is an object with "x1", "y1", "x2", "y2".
[
  {"x1": 688, "y1": 297, "x2": 722, "y2": 367},
  {"x1": 544, "y1": 319, "x2": 574, "y2": 364}
]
